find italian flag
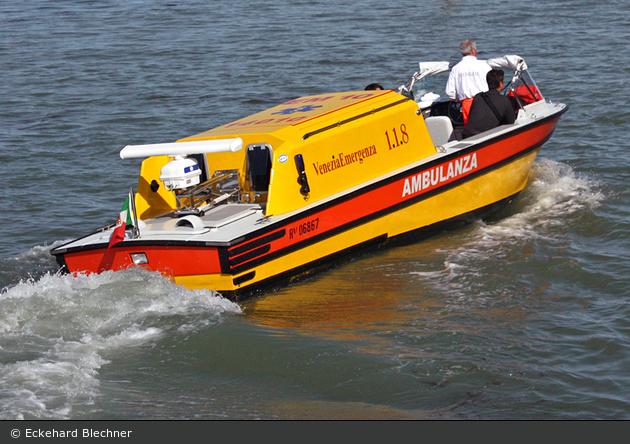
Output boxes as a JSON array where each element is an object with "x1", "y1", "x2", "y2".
[{"x1": 108, "y1": 192, "x2": 133, "y2": 248}]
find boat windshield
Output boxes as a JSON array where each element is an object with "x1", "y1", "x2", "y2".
[{"x1": 504, "y1": 69, "x2": 544, "y2": 108}]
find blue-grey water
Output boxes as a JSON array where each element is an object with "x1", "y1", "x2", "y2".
[{"x1": 1, "y1": 0, "x2": 628, "y2": 420}]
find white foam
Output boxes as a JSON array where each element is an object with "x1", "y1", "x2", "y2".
[
  {"x1": 452, "y1": 159, "x2": 600, "y2": 251},
  {"x1": 0, "y1": 266, "x2": 242, "y2": 419},
  {"x1": 408, "y1": 158, "x2": 603, "y2": 289}
]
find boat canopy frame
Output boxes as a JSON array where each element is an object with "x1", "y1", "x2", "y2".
[{"x1": 397, "y1": 55, "x2": 530, "y2": 96}]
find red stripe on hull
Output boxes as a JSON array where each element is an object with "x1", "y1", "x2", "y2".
[
  {"x1": 64, "y1": 245, "x2": 221, "y2": 276},
  {"x1": 227, "y1": 118, "x2": 560, "y2": 270}
]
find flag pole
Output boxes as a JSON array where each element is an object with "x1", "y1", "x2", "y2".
[{"x1": 129, "y1": 187, "x2": 140, "y2": 239}]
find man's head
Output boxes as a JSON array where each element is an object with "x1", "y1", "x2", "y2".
[
  {"x1": 365, "y1": 83, "x2": 384, "y2": 91},
  {"x1": 486, "y1": 69, "x2": 505, "y2": 90},
  {"x1": 460, "y1": 39, "x2": 477, "y2": 56}
]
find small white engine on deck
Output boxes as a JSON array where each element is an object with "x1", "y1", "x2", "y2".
[{"x1": 159, "y1": 155, "x2": 201, "y2": 190}]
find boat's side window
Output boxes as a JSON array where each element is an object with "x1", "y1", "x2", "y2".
[{"x1": 246, "y1": 143, "x2": 273, "y2": 192}]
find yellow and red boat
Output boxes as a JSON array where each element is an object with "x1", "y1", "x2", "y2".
[{"x1": 51, "y1": 55, "x2": 567, "y2": 299}]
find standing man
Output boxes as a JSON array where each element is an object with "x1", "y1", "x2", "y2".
[{"x1": 445, "y1": 39, "x2": 491, "y2": 124}]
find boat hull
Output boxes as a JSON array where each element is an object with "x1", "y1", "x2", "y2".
[{"x1": 55, "y1": 113, "x2": 559, "y2": 300}]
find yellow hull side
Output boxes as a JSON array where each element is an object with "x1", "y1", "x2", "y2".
[{"x1": 174, "y1": 149, "x2": 539, "y2": 295}]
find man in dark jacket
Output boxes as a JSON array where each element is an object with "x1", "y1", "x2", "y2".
[{"x1": 462, "y1": 69, "x2": 516, "y2": 139}]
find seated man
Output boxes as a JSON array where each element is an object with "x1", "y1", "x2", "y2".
[{"x1": 462, "y1": 69, "x2": 516, "y2": 139}]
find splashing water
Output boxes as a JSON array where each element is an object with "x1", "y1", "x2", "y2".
[
  {"x1": 0, "y1": 266, "x2": 242, "y2": 420},
  {"x1": 404, "y1": 158, "x2": 604, "y2": 295}
]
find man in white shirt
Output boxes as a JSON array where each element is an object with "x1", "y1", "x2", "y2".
[{"x1": 445, "y1": 40, "x2": 491, "y2": 124}]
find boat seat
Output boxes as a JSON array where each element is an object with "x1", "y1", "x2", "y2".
[{"x1": 425, "y1": 116, "x2": 455, "y2": 147}]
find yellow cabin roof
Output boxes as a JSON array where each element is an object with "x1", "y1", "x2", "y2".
[
  {"x1": 136, "y1": 90, "x2": 437, "y2": 219},
  {"x1": 182, "y1": 90, "x2": 400, "y2": 140}
]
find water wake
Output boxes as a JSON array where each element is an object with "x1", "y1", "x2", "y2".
[
  {"x1": 0, "y1": 265, "x2": 241, "y2": 420},
  {"x1": 445, "y1": 157, "x2": 602, "y2": 261},
  {"x1": 403, "y1": 158, "x2": 604, "y2": 300}
]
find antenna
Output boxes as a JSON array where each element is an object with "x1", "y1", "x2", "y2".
[{"x1": 120, "y1": 138, "x2": 243, "y2": 159}]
